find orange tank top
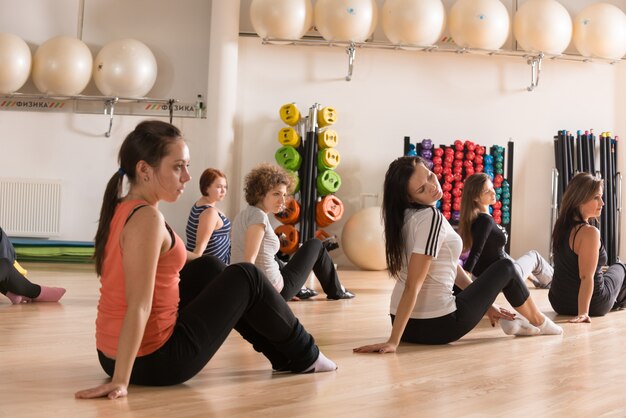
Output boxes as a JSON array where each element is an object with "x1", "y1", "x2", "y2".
[{"x1": 95, "y1": 200, "x2": 186, "y2": 357}]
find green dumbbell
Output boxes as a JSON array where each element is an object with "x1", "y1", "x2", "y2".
[
  {"x1": 317, "y1": 170, "x2": 342, "y2": 195},
  {"x1": 275, "y1": 146, "x2": 302, "y2": 171}
]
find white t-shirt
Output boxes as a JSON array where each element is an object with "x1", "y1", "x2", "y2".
[
  {"x1": 230, "y1": 205, "x2": 284, "y2": 292},
  {"x1": 390, "y1": 207, "x2": 462, "y2": 319}
]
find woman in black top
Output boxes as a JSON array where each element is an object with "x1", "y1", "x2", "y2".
[
  {"x1": 459, "y1": 173, "x2": 553, "y2": 288},
  {"x1": 549, "y1": 172, "x2": 626, "y2": 323}
]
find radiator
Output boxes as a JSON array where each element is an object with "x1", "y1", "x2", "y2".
[{"x1": 0, "y1": 178, "x2": 61, "y2": 237}]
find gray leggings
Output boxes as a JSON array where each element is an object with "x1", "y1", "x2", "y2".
[
  {"x1": 549, "y1": 263, "x2": 626, "y2": 316},
  {"x1": 508, "y1": 250, "x2": 553, "y2": 288}
]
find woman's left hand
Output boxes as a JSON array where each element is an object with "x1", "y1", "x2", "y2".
[
  {"x1": 353, "y1": 341, "x2": 398, "y2": 354},
  {"x1": 75, "y1": 382, "x2": 128, "y2": 400},
  {"x1": 486, "y1": 303, "x2": 516, "y2": 326}
]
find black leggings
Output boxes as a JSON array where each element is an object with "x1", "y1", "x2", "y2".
[
  {"x1": 392, "y1": 258, "x2": 529, "y2": 345},
  {"x1": 279, "y1": 238, "x2": 344, "y2": 300},
  {"x1": 0, "y1": 258, "x2": 41, "y2": 298},
  {"x1": 97, "y1": 256, "x2": 319, "y2": 386}
]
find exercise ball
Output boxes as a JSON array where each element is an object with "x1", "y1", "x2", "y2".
[
  {"x1": 32, "y1": 36, "x2": 92, "y2": 95},
  {"x1": 315, "y1": 0, "x2": 378, "y2": 42},
  {"x1": 342, "y1": 206, "x2": 387, "y2": 271},
  {"x1": 0, "y1": 33, "x2": 31, "y2": 94},
  {"x1": 513, "y1": 0, "x2": 572, "y2": 54},
  {"x1": 448, "y1": 0, "x2": 510, "y2": 50},
  {"x1": 93, "y1": 39, "x2": 158, "y2": 97},
  {"x1": 250, "y1": 0, "x2": 313, "y2": 39},
  {"x1": 382, "y1": 0, "x2": 446, "y2": 46},
  {"x1": 573, "y1": 3, "x2": 626, "y2": 60}
]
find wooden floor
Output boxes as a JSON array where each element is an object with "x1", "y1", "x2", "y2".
[{"x1": 2, "y1": 263, "x2": 626, "y2": 417}]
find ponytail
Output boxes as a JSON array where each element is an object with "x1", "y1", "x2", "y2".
[{"x1": 94, "y1": 171, "x2": 124, "y2": 276}]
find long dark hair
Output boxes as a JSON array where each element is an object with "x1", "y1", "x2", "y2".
[
  {"x1": 94, "y1": 120, "x2": 182, "y2": 275},
  {"x1": 551, "y1": 172, "x2": 603, "y2": 253},
  {"x1": 383, "y1": 156, "x2": 430, "y2": 278},
  {"x1": 459, "y1": 173, "x2": 490, "y2": 251}
]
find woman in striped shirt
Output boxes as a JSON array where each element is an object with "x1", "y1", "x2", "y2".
[{"x1": 186, "y1": 168, "x2": 231, "y2": 264}]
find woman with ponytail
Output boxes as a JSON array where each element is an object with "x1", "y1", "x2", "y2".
[{"x1": 76, "y1": 121, "x2": 336, "y2": 400}]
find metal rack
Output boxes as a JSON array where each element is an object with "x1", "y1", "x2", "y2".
[
  {"x1": 256, "y1": 35, "x2": 624, "y2": 90},
  {"x1": 0, "y1": 93, "x2": 199, "y2": 137}
]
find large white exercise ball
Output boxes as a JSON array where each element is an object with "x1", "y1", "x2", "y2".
[
  {"x1": 32, "y1": 36, "x2": 92, "y2": 95},
  {"x1": 315, "y1": 0, "x2": 378, "y2": 42},
  {"x1": 250, "y1": 0, "x2": 313, "y2": 39},
  {"x1": 448, "y1": 0, "x2": 510, "y2": 50},
  {"x1": 0, "y1": 33, "x2": 31, "y2": 94},
  {"x1": 93, "y1": 39, "x2": 158, "y2": 97},
  {"x1": 342, "y1": 206, "x2": 387, "y2": 271},
  {"x1": 514, "y1": 0, "x2": 572, "y2": 54},
  {"x1": 382, "y1": 0, "x2": 446, "y2": 46},
  {"x1": 573, "y1": 3, "x2": 626, "y2": 60}
]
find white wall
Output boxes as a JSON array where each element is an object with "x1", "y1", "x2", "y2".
[
  {"x1": 1, "y1": 0, "x2": 624, "y2": 269},
  {"x1": 234, "y1": 36, "x2": 619, "y2": 266}
]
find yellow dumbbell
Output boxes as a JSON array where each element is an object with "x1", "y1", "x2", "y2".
[
  {"x1": 317, "y1": 106, "x2": 337, "y2": 127},
  {"x1": 318, "y1": 148, "x2": 340, "y2": 170},
  {"x1": 278, "y1": 127, "x2": 301, "y2": 147},
  {"x1": 279, "y1": 103, "x2": 301, "y2": 126},
  {"x1": 318, "y1": 129, "x2": 338, "y2": 149}
]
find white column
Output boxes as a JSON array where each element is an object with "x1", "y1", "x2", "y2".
[{"x1": 207, "y1": 0, "x2": 241, "y2": 216}]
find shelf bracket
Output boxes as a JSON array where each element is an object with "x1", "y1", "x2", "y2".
[
  {"x1": 104, "y1": 97, "x2": 119, "y2": 137},
  {"x1": 527, "y1": 53, "x2": 544, "y2": 92},
  {"x1": 346, "y1": 43, "x2": 356, "y2": 82}
]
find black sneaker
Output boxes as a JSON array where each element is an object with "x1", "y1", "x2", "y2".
[
  {"x1": 296, "y1": 288, "x2": 318, "y2": 300},
  {"x1": 327, "y1": 290, "x2": 355, "y2": 300}
]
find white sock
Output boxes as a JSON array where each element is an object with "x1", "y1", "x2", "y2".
[
  {"x1": 500, "y1": 317, "x2": 540, "y2": 336},
  {"x1": 537, "y1": 316, "x2": 563, "y2": 335},
  {"x1": 302, "y1": 351, "x2": 337, "y2": 373}
]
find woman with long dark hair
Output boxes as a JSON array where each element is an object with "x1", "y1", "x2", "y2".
[
  {"x1": 549, "y1": 172, "x2": 626, "y2": 323},
  {"x1": 354, "y1": 157, "x2": 561, "y2": 354}
]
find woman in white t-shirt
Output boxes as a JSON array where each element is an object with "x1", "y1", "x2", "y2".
[
  {"x1": 354, "y1": 157, "x2": 561, "y2": 354},
  {"x1": 231, "y1": 163, "x2": 354, "y2": 301}
]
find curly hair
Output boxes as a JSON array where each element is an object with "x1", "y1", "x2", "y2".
[{"x1": 244, "y1": 163, "x2": 294, "y2": 206}]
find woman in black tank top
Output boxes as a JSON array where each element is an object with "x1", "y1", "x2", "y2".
[{"x1": 549, "y1": 173, "x2": 626, "y2": 322}]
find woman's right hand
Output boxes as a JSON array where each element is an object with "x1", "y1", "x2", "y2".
[
  {"x1": 75, "y1": 382, "x2": 128, "y2": 400},
  {"x1": 353, "y1": 341, "x2": 398, "y2": 354},
  {"x1": 568, "y1": 313, "x2": 591, "y2": 323}
]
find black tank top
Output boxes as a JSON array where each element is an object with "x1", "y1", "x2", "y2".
[{"x1": 550, "y1": 224, "x2": 606, "y2": 297}]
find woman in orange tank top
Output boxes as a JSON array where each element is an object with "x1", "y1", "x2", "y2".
[{"x1": 75, "y1": 121, "x2": 336, "y2": 400}]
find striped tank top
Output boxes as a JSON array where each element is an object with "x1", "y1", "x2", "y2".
[{"x1": 185, "y1": 204, "x2": 231, "y2": 264}]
